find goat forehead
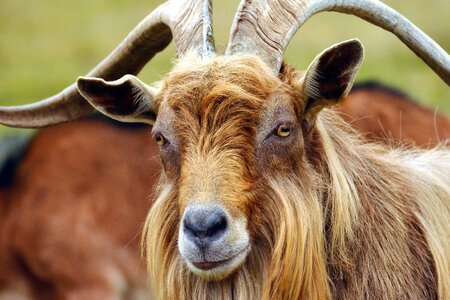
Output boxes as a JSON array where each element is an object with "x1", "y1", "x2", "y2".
[
  {"x1": 162, "y1": 55, "x2": 281, "y2": 103},
  {"x1": 174, "y1": 98, "x2": 262, "y2": 154},
  {"x1": 158, "y1": 57, "x2": 282, "y2": 137}
]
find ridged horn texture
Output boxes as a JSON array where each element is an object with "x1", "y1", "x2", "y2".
[
  {"x1": 0, "y1": 0, "x2": 215, "y2": 128},
  {"x1": 202, "y1": 0, "x2": 215, "y2": 57},
  {"x1": 226, "y1": 0, "x2": 450, "y2": 85}
]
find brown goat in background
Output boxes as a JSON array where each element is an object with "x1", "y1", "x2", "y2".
[
  {"x1": 340, "y1": 82, "x2": 449, "y2": 147},
  {"x1": 0, "y1": 118, "x2": 158, "y2": 299}
]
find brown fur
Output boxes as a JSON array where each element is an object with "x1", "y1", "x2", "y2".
[
  {"x1": 339, "y1": 82, "x2": 450, "y2": 147},
  {"x1": 0, "y1": 117, "x2": 159, "y2": 299},
  {"x1": 143, "y1": 56, "x2": 449, "y2": 299}
]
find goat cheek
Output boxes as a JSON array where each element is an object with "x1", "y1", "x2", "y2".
[
  {"x1": 268, "y1": 155, "x2": 295, "y2": 173},
  {"x1": 257, "y1": 147, "x2": 302, "y2": 174},
  {"x1": 160, "y1": 150, "x2": 180, "y2": 177}
]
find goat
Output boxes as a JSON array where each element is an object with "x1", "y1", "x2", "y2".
[{"x1": 0, "y1": 0, "x2": 448, "y2": 299}]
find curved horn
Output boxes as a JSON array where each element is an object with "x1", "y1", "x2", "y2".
[
  {"x1": 0, "y1": 0, "x2": 215, "y2": 128},
  {"x1": 226, "y1": 0, "x2": 450, "y2": 85},
  {"x1": 202, "y1": 0, "x2": 215, "y2": 58}
]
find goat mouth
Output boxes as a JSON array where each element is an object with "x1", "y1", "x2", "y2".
[
  {"x1": 192, "y1": 259, "x2": 231, "y2": 270},
  {"x1": 191, "y1": 245, "x2": 251, "y2": 271}
]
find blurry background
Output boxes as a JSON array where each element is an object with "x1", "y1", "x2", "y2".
[{"x1": 0, "y1": 0, "x2": 448, "y2": 136}]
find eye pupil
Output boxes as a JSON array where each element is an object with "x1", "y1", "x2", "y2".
[
  {"x1": 276, "y1": 124, "x2": 291, "y2": 137},
  {"x1": 155, "y1": 134, "x2": 166, "y2": 146}
]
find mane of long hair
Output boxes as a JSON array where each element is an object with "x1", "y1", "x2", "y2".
[
  {"x1": 314, "y1": 111, "x2": 449, "y2": 299},
  {"x1": 142, "y1": 59, "x2": 449, "y2": 299}
]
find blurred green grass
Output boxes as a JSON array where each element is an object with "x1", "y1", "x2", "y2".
[{"x1": 0, "y1": 0, "x2": 448, "y2": 136}]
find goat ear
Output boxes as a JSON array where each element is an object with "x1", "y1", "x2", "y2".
[
  {"x1": 77, "y1": 75, "x2": 158, "y2": 124},
  {"x1": 300, "y1": 39, "x2": 364, "y2": 125}
]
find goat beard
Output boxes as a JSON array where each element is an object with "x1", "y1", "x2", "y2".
[{"x1": 142, "y1": 173, "x2": 330, "y2": 299}]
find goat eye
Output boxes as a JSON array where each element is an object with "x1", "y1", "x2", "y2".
[
  {"x1": 154, "y1": 133, "x2": 166, "y2": 146},
  {"x1": 276, "y1": 124, "x2": 291, "y2": 137}
]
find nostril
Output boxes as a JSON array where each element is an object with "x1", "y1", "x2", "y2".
[
  {"x1": 183, "y1": 208, "x2": 228, "y2": 242},
  {"x1": 183, "y1": 218, "x2": 199, "y2": 237},
  {"x1": 206, "y1": 213, "x2": 227, "y2": 237},
  {"x1": 183, "y1": 215, "x2": 207, "y2": 240}
]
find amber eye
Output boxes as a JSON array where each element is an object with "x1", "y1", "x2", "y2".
[
  {"x1": 154, "y1": 133, "x2": 166, "y2": 146},
  {"x1": 276, "y1": 124, "x2": 292, "y2": 137}
]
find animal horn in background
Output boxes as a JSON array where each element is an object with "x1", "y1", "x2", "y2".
[
  {"x1": 0, "y1": 0, "x2": 215, "y2": 128},
  {"x1": 226, "y1": 0, "x2": 450, "y2": 85}
]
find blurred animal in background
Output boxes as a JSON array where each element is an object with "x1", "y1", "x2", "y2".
[
  {"x1": 0, "y1": 0, "x2": 449, "y2": 299},
  {"x1": 0, "y1": 117, "x2": 158, "y2": 299},
  {"x1": 340, "y1": 82, "x2": 449, "y2": 147}
]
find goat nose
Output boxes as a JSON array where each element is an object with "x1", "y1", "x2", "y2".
[{"x1": 183, "y1": 207, "x2": 227, "y2": 245}]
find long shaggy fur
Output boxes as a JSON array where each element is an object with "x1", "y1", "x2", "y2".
[{"x1": 142, "y1": 55, "x2": 449, "y2": 299}]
